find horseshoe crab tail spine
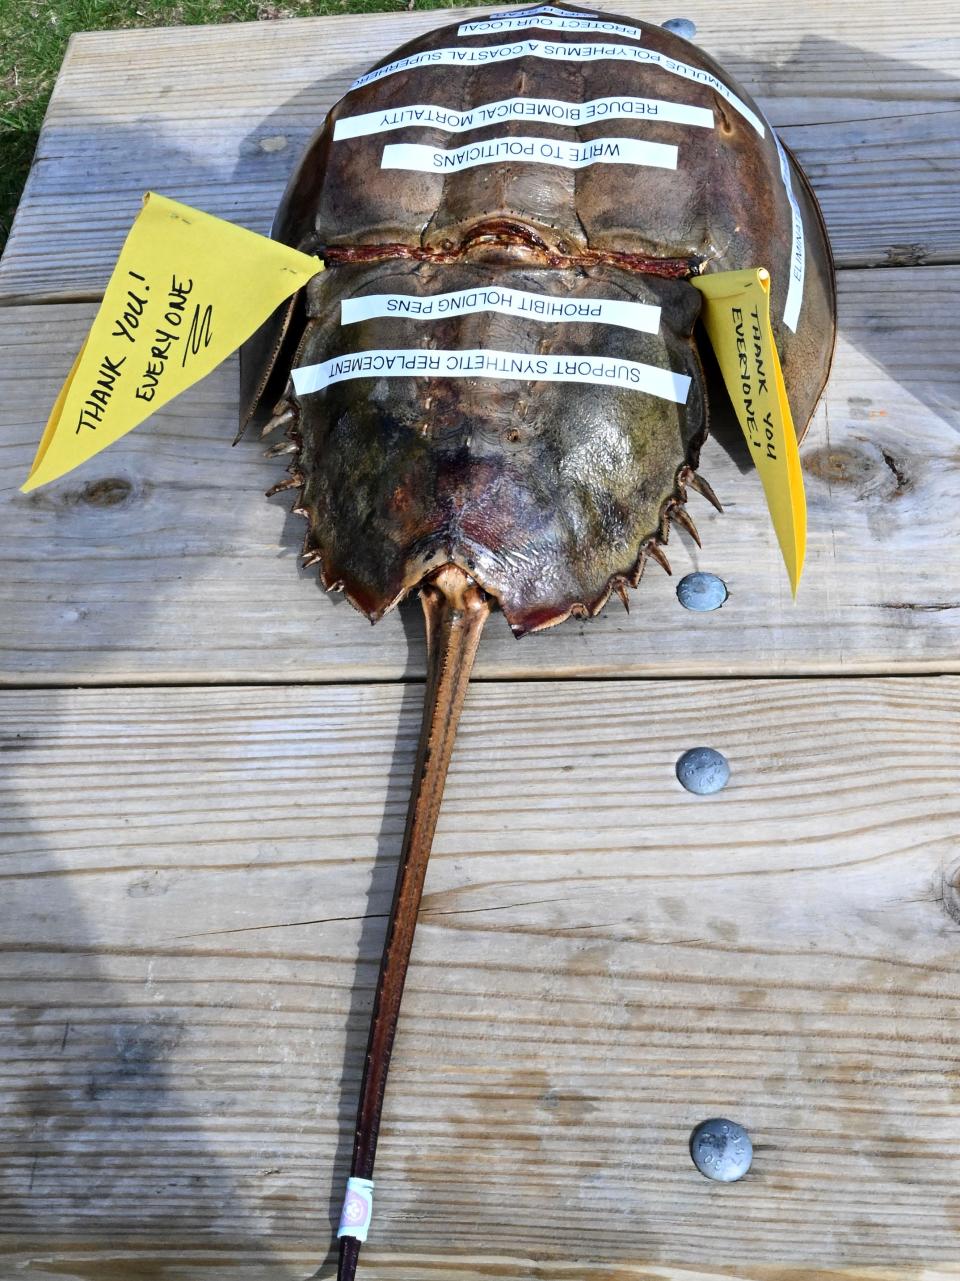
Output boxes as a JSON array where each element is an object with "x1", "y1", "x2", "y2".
[{"x1": 337, "y1": 565, "x2": 492, "y2": 1281}]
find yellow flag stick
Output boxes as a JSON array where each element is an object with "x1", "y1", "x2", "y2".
[
  {"x1": 23, "y1": 193, "x2": 321, "y2": 493},
  {"x1": 691, "y1": 267, "x2": 806, "y2": 596}
]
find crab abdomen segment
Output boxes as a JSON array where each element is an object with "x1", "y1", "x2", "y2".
[{"x1": 290, "y1": 259, "x2": 705, "y2": 632}]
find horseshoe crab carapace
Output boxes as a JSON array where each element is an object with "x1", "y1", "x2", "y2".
[{"x1": 240, "y1": 5, "x2": 836, "y2": 1273}]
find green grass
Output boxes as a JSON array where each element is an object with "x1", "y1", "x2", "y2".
[{"x1": 0, "y1": 0, "x2": 487, "y2": 251}]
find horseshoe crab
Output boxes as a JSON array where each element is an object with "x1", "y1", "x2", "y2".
[{"x1": 240, "y1": 5, "x2": 835, "y2": 1273}]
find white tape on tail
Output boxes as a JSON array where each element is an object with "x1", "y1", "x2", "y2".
[
  {"x1": 333, "y1": 94, "x2": 713, "y2": 141},
  {"x1": 341, "y1": 286, "x2": 661, "y2": 334},
  {"x1": 292, "y1": 348, "x2": 692, "y2": 405},
  {"x1": 337, "y1": 1177, "x2": 374, "y2": 1242},
  {"x1": 382, "y1": 135, "x2": 677, "y2": 174}
]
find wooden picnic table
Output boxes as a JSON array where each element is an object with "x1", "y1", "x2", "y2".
[{"x1": 2, "y1": 2, "x2": 959, "y2": 1277}]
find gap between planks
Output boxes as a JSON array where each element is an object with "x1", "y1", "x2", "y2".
[{"x1": 4, "y1": 666, "x2": 960, "y2": 693}]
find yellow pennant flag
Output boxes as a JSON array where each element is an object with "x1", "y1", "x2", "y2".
[
  {"x1": 22, "y1": 193, "x2": 321, "y2": 493},
  {"x1": 691, "y1": 267, "x2": 806, "y2": 596}
]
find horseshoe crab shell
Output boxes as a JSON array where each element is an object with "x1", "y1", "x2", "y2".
[
  {"x1": 242, "y1": 3, "x2": 835, "y2": 638},
  {"x1": 238, "y1": 8, "x2": 836, "y2": 1276}
]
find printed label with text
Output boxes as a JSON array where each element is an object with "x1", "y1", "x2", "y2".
[
  {"x1": 772, "y1": 132, "x2": 806, "y2": 331},
  {"x1": 349, "y1": 39, "x2": 765, "y2": 137},
  {"x1": 342, "y1": 286, "x2": 661, "y2": 332},
  {"x1": 382, "y1": 135, "x2": 677, "y2": 173},
  {"x1": 293, "y1": 347, "x2": 691, "y2": 404},
  {"x1": 333, "y1": 94, "x2": 713, "y2": 140},
  {"x1": 457, "y1": 14, "x2": 644, "y2": 40}
]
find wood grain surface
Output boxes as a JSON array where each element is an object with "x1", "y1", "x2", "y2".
[
  {"x1": 2, "y1": 267, "x2": 959, "y2": 684},
  {"x1": 3, "y1": 677, "x2": 960, "y2": 1277},
  {"x1": 2, "y1": 3, "x2": 959, "y2": 1277},
  {"x1": 0, "y1": 0, "x2": 958, "y2": 301}
]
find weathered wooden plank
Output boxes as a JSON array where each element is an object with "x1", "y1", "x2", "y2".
[
  {"x1": 1, "y1": 0, "x2": 958, "y2": 301},
  {"x1": 2, "y1": 266, "x2": 958, "y2": 683},
  {"x1": 2, "y1": 676, "x2": 959, "y2": 1277},
  {"x1": 7, "y1": 1262, "x2": 960, "y2": 1281}
]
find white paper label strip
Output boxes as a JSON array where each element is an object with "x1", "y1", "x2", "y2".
[
  {"x1": 293, "y1": 349, "x2": 691, "y2": 405},
  {"x1": 458, "y1": 14, "x2": 644, "y2": 40},
  {"x1": 382, "y1": 135, "x2": 677, "y2": 173},
  {"x1": 342, "y1": 286, "x2": 661, "y2": 333},
  {"x1": 333, "y1": 94, "x2": 713, "y2": 141},
  {"x1": 773, "y1": 131, "x2": 805, "y2": 332},
  {"x1": 486, "y1": 6, "x2": 597, "y2": 19},
  {"x1": 349, "y1": 40, "x2": 764, "y2": 138},
  {"x1": 337, "y1": 1177, "x2": 374, "y2": 1242}
]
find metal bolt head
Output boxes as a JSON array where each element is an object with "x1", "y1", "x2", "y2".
[
  {"x1": 690, "y1": 1118, "x2": 753, "y2": 1182},
  {"x1": 677, "y1": 571, "x2": 728, "y2": 612},
  {"x1": 676, "y1": 747, "x2": 730, "y2": 795},
  {"x1": 662, "y1": 17, "x2": 697, "y2": 39}
]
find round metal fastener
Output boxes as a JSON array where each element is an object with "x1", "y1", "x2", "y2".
[
  {"x1": 677, "y1": 571, "x2": 728, "y2": 612},
  {"x1": 662, "y1": 17, "x2": 697, "y2": 39},
  {"x1": 690, "y1": 1118, "x2": 753, "y2": 1182},
  {"x1": 676, "y1": 747, "x2": 730, "y2": 795}
]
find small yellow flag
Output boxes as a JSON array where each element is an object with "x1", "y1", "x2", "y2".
[
  {"x1": 691, "y1": 267, "x2": 806, "y2": 596},
  {"x1": 22, "y1": 193, "x2": 321, "y2": 493}
]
